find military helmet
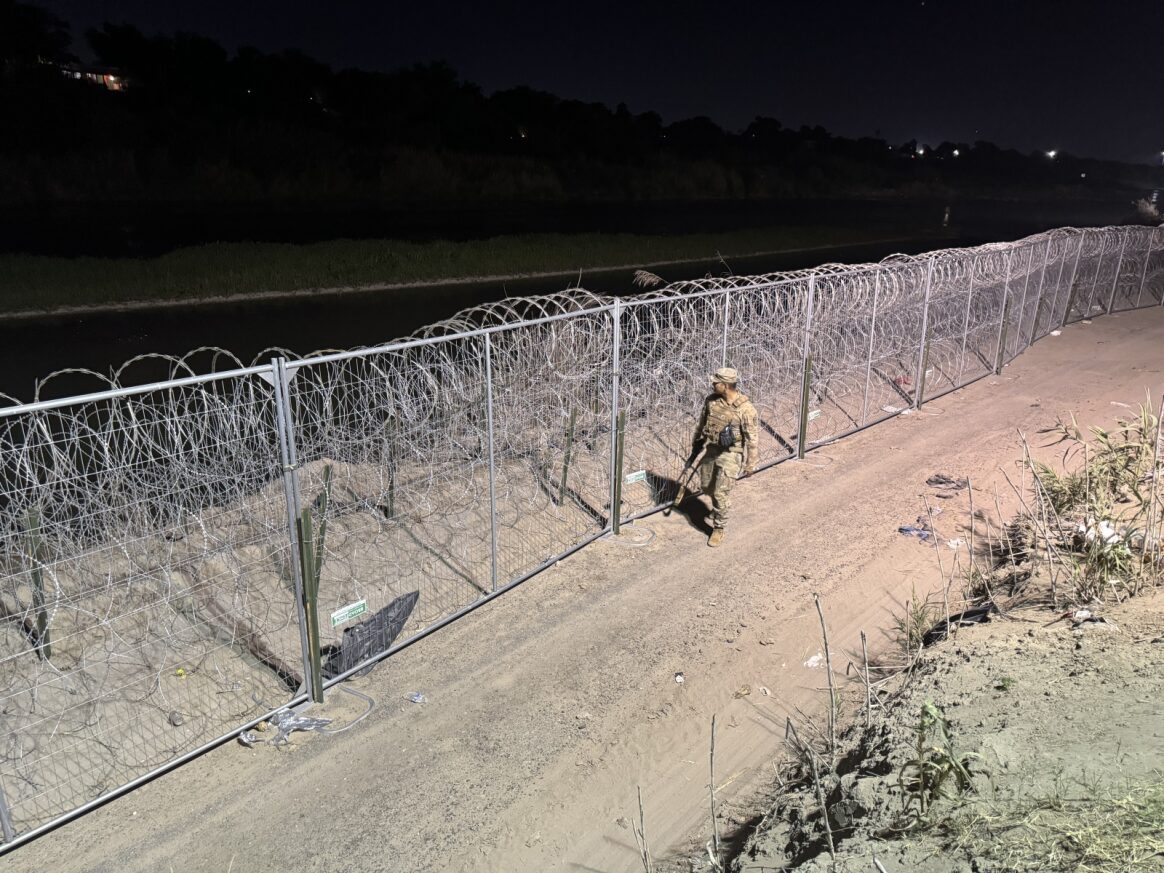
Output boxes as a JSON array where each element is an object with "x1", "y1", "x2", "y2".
[{"x1": 710, "y1": 367, "x2": 739, "y2": 385}]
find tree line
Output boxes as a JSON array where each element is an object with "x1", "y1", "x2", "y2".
[{"x1": 1, "y1": 0, "x2": 1159, "y2": 207}]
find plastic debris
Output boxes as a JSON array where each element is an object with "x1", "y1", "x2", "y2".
[
  {"x1": 674, "y1": 672, "x2": 685, "y2": 685},
  {"x1": 881, "y1": 405, "x2": 900, "y2": 414},
  {"x1": 321, "y1": 591, "x2": 419, "y2": 680},
  {"x1": 947, "y1": 538, "x2": 965, "y2": 549},
  {"x1": 407, "y1": 692, "x2": 427, "y2": 704},
  {"x1": 168, "y1": 711, "x2": 184, "y2": 727},
  {"x1": 733, "y1": 685, "x2": 751, "y2": 698},
  {"x1": 899, "y1": 524, "x2": 932, "y2": 542},
  {"x1": 1054, "y1": 608, "x2": 1118, "y2": 630},
  {"x1": 922, "y1": 602, "x2": 1000, "y2": 645},
  {"x1": 1050, "y1": 330, "x2": 1062, "y2": 336},
  {"x1": 758, "y1": 686, "x2": 771, "y2": 697},
  {"x1": 239, "y1": 708, "x2": 333, "y2": 747},
  {"x1": 1076, "y1": 517, "x2": 1121, "y2": 546},
  {"x1": 804, "y1": 653, "x2": 825, "y2": 669},
  {"x1": 927, "y1": 473, "x2": 968, "y2": 490}
]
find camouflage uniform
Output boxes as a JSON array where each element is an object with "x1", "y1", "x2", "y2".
[{"x1": 693, "y1": 386, "x2": 759, "y2": 531}]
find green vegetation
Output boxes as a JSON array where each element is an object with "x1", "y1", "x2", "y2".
[
  {"x1": 1033, "y1": 402, "x2": 1163, "y2": 601},
  {"x1": 945, "y1": 782, "x2": 1164, "y2": 872},
  {"x1": 897, "y1": 701, "x2": 979, "y2": 827},
  {"x1": 0, "y1": 224, "x2": 942, "y2": 314}
]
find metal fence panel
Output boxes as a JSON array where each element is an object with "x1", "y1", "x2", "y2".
[
  {"x1": 282, "y1": 336, "x2": 496, "y2": 673},
  {"x1": 1140, "y1": 228, "x2": 1164, "y2": 307},
  {"x1": 489, "y1": 314, "x2": 614, "y2": 576},
  {"x1": 1112, "y1": 227, "x2": 1151, "y2": 313},
  {"x1": 727, "y1": 277, "x2": 808, "y2": 461},
  {"x1": 862, "y1": 258, "x2": 929, "y2": 413},
  {"x1": 958, "y1": 247, "x2": 1009, "y2": 387},
  {"x1": 0, "y1": 369, "x2": 296, "y2": 837},
  {"x1": 804, "y1": 268, "x2": 878, "y2": 444}
]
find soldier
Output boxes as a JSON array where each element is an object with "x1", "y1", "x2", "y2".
[{"x1": 691, "y1": 367, "x2": 758, "y2": 547}]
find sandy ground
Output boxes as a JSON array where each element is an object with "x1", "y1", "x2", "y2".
[{"x1": 5, "y1": 307, "x2": 1163, "y2": 872}]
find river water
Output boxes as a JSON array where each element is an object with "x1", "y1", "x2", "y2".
[{"x1": 0, "y1": 196, "x2": 1138, "y2": 403}]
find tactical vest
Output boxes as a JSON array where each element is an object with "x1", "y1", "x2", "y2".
[{"x1": 700, "y1": 394, "x2": 751, "y2": 451}]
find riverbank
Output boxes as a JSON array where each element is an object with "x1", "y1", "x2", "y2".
[
  {"x1": 1, "y1": 225, "x2": 952, "y2": 317},
  {"x1": 734, "y1": 586, "x2": 1164, "y2": 872}
]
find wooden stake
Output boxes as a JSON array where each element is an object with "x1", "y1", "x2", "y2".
[
  {"x1": 813, "y1": 593, "x2": 837, "y2": 763},
  {"x1": 861, "y1": 630, "x2": 872, "y2": 729},
  {"x1": 557, "y1": 407, "x2": 577, "y2": 506},
  {"x1": 709, "y1": 714, "x2": 721, "y2": 865}
]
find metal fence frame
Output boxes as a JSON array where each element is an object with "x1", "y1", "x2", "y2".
[{"x1": 1, "y1": 224, "x2": 1162, "y2": 851}]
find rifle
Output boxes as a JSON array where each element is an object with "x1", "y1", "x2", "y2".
[{"x1": 665, "y1": 446, "x2": 703, "y2": 516}]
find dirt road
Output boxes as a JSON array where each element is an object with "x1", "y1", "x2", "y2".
[{"x1": 8, "y1": 307, "x2": 1164, "y2": 873}]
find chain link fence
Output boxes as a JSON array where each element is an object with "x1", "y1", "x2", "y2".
[{"x1": 1, "y1": 224, "x2": 1161, "y2": 849}]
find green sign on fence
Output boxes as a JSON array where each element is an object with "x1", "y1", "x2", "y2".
[{"x1": 330, "y1": 599, "x2": 368, "y2": 628}]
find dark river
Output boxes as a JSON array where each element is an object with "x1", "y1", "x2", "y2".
[{"x1": 0, "y1": 197, "x2": 1140, "y2": 404}]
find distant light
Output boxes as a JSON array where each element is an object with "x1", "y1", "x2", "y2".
[
  {"x1": 1046, "y1": 150, "x2": 1057, "y2": 159},
  {"x1": 1080, "y1": 173, "x2": 1087, "y2": 179},
  {"x1": 916, "y1": 146, "x2": 925, "y2": 156},
  {"x1": 952, "y1": 149, "x2": 960, "y2": 157}
]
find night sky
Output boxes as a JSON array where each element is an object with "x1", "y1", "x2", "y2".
[{"x1": 37, "y1": 0, "x2": 1164, "y2": 164}]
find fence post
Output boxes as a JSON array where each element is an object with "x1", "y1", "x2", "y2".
[
  {"x1": 955, "y1": 257, "x2": 977, "y2": 385},
  {"x1": 721, "y1": 290, "x2": 731, "y2": 367},
  {"x1": 1086, "y1": 233, "x2": 1106, "y2": 318},
  {"x1": 1159, "y1": 227, "x2": 1164, "y2": 306},
  {"x1": 1028, "y1": 237, "x2": 1052, "y2": 342},
  {"x1": 1134, "y1": 228, "x2": 1155, "y2": 309},
  {"x1": 860, "y1": 271, "x2": 881, "y2": 424},
  {"x1": 994, "y1": 249, "x2": 1014, "y2": 374},
  {"x1": 271, "y1": 356, "x2": 316, "y2": 702},
  {"x1": 612, "y1": 410, "x2": 626, "y2": 534},
  {"x1": 1061, "y1": 231, "x2": 1086, "y2": 327},
  {"x1": 1048, "y1": 233, "x2": 1072, "y2": 331},
  {"x1": 1010, "y1": 244, "x2": 1036, "y2": 357},
  {"x1": 913, "y1": 258, "x2": 935, "y2": 409},
  {"x1": 1154, "y1": 226, "x2": 1164, "y2": 304},
  {"x1": 1106, "y1": 233, "x2": 1129, "y2": 315},
  {"x1": 483, "y1": 334, "x2": 499, "y2": 592},
  {"x1": 0, "y1": 780, "x2": 14, "y2": 843},
  {"x1": 608, "y1": 300, "x2": 622, "y2": 532},
  {"x1": 796, "y1": 275, "x2": 816, "y2": 458}
]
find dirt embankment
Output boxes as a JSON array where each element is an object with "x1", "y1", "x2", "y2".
[
  {"x1": 735, "y1": 588, "x2": 1164, "y2": 872},
  {"x1": 4, "y1": 309, "x2": 1163, "y2": 873}
]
